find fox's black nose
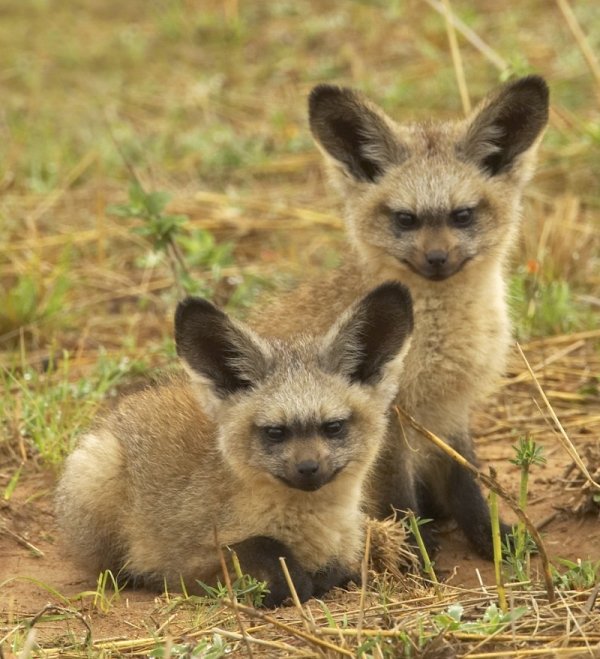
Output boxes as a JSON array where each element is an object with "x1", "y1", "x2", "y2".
[
  {"x1": 297, "y1": 460, "x2": 319, "y2": 476},
  {"x1": 426, "y1": 250, "x2": 448, "y2": 267}
]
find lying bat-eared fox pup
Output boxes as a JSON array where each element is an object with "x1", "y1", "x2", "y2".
[
  {"x1": 249, "y1": 75, "x2": 550, "y2": 559},
  {"x1": 56, "y1": 283, "x2": 413, "y2": 608}
]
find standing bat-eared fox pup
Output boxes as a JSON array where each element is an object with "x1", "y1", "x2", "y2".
[
  {"x1": 56, "y1": 283, "x2": 413, "y2": 607},
  {"x1": 248, "y1": 75, "x2": 550, "y2": 559}
]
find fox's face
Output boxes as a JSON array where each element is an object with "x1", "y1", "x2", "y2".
[
  {"x1": 175, "y1": 283, "x2": 413, "y2": 492},
  {"x1": 214, "y1": 348, "x2": 392, "y2": 492},
  {"x1": 308, "y1": 77, "x2": 549, "y2": 281},
  {"x1": 346, "y1": 152, "x2": 512, "y2": 281}
]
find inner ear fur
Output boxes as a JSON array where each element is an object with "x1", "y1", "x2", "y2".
[
  {"x1": 460, "y1": 75, "x2": 549, "y2": 176},
  {"x1": 321, "y1": 282, "x2": 413, "y2": 385},
  {"x1": 175, "y1": 297, "x2": 270, "y2": 398},
  {"x1": 308, "y1": 84, "x2": 405, "y2": 183}
]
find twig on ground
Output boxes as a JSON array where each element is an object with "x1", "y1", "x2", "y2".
[{"x1": 0, "y1": 520, "x2": 44, "y2": 558}]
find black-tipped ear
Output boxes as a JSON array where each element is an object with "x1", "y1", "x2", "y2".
[
  {"x1": 309, "y1": 84, "x2": 405, "y2": 183},
  {"x1": 175, "y1": 297, "x2": 269, "y2": 398},
  {"x1": 460, "y1": 75, "x2": 549, "y2": 176},
  {"x1": 321, "y1": 282, "x2": 413, "y2": 384}
]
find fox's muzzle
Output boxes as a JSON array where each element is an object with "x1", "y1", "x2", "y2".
[{"x1": 279, "y1": 460, "x2": 342, "y2": 491}]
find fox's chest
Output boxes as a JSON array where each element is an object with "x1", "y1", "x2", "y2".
[
  {"x1": 400, "y1": 278, "x2": 511, "y2": 411},
  {"x1": 225, "y1": 481, "x2": 365, "y2": 572}
]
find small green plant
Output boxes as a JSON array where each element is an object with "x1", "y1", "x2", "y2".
[
  {"x1": 92, "y1": 569, "x2": 123, "y2": 613},
  {"x1": 406, "y1": 512, "x2": 438, "y2": 589},
  {"x1": 433, "y1": 602, "x2": 527, "y2": 635},
  {"x1": 196, "y1": 552, "x2": 269, "y2": 609},
  {"x1": 552, "y1": 558, "x2": 600, "y2": 591},
  {"x1": 178, "y1": 228, "x2": 233, "y2": 271},
  {"x1": 176, "y1": 227, "x2": 234, "y2": 298},
  {"x1": 108, "y1": 181, "x2": 263, "y2": 303},
  {"x1": 3, "y1": 463, "x2": 23, "y2": 501},
  {"x1": 504, "y1": 436, "x2": 546, "y2": 582},
  {"x1": 319, "y1": 600, "x2": 349, "y2": 630},
  {"x1": 108, "y1": 181, "x2": 191, "y2": 295},
  {"x1": 196, "y1": 574, "x2": 268, "y2": 608},
  {"x1": 149, "y1": 634, "x2": 228, "y2": 659},
  {"x1": 0, "y1": 255, "x2": 71, "y2": 341},
  {"x1": 109, "y1": 181, "x2": 187, "y2": 251}
]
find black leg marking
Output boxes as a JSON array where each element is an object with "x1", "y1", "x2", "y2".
[
  {"x1": 312, "y1": 563, "x2": 359, "y2": 597},
  {"x1": 447, "y1": 457, "x2": 512, "y2": 560},
  {"x1": 373, "y1": 427, "x2": 438, "y2": 564},
  {"x1": 229, "y1": 536, "x2": 313, "y2": 608}
]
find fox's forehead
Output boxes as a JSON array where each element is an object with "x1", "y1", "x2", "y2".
[
  {"x1": 371, "y1": 156, "x2": 488, "y2": 212},
  {"x1": 252, "y1": 367, "x2": 354, "y2": 426},
  {"x1": 395, "y1": 119, "x2": 463, "y2": 152}
]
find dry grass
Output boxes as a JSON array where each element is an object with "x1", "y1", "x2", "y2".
[
  {"x1": 3, "y1": 579, "x2": 600, "y2": 657},
  {"x1": 1, "y1": 0, "x2": 599, "y2": 656}
]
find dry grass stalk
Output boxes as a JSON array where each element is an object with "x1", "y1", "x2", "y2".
[
  {"x1": 366, "y1": 516, "x2": 418, "y2": 577},
  {"x1": 278, "y1": 556, "x2": 314, "y2": 638},
  {"x1": 356, "y1": 519, "x2": 372, "y2": 646},
  {"x1": 16, "y1": 627, "x2": 36, "y2": 659},
  {"x1": 423, "y1": 0, "x2": 508, "y2": 71},
  {"x1": 0, "y1": 521, "x2": 44, "y2": 558},
  {"x1": 488, "y1": 476, "x2": 508, "y2": 613},
  {"x1": 555, "y1": 0, "x2": 600, "y2": 94},
  {"x1": 440, "y1": 0, "x2": 471, "y2": 115},
  {"x1": 504, "y1": 339, "x2": 585, "y2": 386}
]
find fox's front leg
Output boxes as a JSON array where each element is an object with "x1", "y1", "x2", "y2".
[
  {"x1": 446, "y1": 439, "x2": 512, "y2": 559},
  {"x1": 229, "y1": 536, "x2": 314, "y2": 607},
  {"x1": 312, "y1": 562, "x2": 359, "y2": 597},
  {"x1": 372, "y1": 423, "x2": 439, "y2": 559}
]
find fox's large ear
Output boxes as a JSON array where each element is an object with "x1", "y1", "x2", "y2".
[
  {"x1": 309, "y1": 84, "x2": 405, "y2": 183},
  {"x1": 175, "y1": 297, "x2": 271, "y2": 415},
  {"x1": 320, "y1": 282, "x2": 413, "y2": 404},
  {"x1": 460, "y1": 75, "x2": 549, "y2": 178}
]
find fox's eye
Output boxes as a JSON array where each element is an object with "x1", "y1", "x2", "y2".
[
  {"x1": 322, "y1": 420, "x2": 346, "y2": 438},
  {"x1": 451, "y1": 207, "x2": 475, "y2": 228},
  {"x1": 391, "y1": 211, "x2": 420, "y2": 230},
  {"x1": 263, "y1": 426, "x2": 287, "y2": 442}
]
